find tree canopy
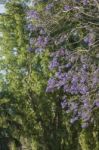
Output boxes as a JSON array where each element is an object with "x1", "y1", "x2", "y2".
[{"x1": 0, "y1": 0, "x2": 99, "y2": 149}]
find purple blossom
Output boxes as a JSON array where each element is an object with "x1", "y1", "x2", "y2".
[
  {"x1": 35, "y1": 36, "x2": 48, "y2": 48},
  {"x1": 36, "y1": 36, "x2": 44, "y2": 46},
  {"x1": 49, "y1": 58, "x2": 59, "y2": 70},
  {"x1": 84, "y1": 36, "x2": 89, "y2": 44},
  {"x1": 84, "y1": 33, "x2": 94, "y2": 46},
  {"x1": 81, "y1": 111, "x2": 91, "y2": 122},
  {"x1": 55, "y1": 72, "x2": 68, "y2": 80},
  {"x1": 56, "y1": 79, "x2": 66, "y2": 88},
  {"x1": 95, "y1": 100, "x2": 99, "y2": 107},
  {"x1": 83, "y1": 0, "x2": 88, "y2": 5},
  {"x1": 63, "y1": 85, "x2": 70, "y2": 92},
  {"x1": 46, "y1": 78, "x2": 56, "y2": 92},
  {"x1": 45, "y1": 3, "x2": 54, "y2": 11},
  {"x1": 51, "y1": 49, "x2": 65, "y2": 58},
  {"x1": 79, "y1": 85, "x2": 88, "y2": 95},
  {"x1": 64, "y1": 5, "x2": 73, "y2": 11},
  {"x1": 27, "y1": 10, "x2": 39, "y2": 19},
  {"x1": 92, "y1": 77, "x2": 98, "y2": 87},
  {"x1": 59, "y1": 48, "x2": 65, "y2": 56},
  {"x1": 65, "y1": 63, "x2": 72, "y2": 69},
  {"x1": 55, "y1": 71, "x2": 62, "y2": 78},
  {"x1": 80, "y1": 75, "x2": 87, "y2": 83},
  {"x1": 71, "y1": 76, "x2": 78, "y2": 84},
  {"x1": 27, "y1": 24, "x2": 36, "y2": 31},
  {"x1": 82, "y1": 64, "x2": 88, "y2": 71},
  {"x1": 83, "y1": 100, "x2": 89, "y2": 108},
  {"x1": 70, "y1": 84, "x2": 78, "y2": 94},
  {"x1": 92, "y1": 69, "x2": 99, "y2": 87}
]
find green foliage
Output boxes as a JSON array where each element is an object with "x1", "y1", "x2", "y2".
[{"x1": 0, "y1": 0, "x2": 98, "y2": 150}]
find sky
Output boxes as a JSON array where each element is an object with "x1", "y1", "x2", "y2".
[{"x1": 0, "y1": 4, "x2": 6, "y2": 13}]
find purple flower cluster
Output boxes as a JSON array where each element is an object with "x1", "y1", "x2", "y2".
[
  {"x1": 82, "y1": 0, "x2": 88, "y2": 5},
  {"x1": 84, "y1": 33, "x2": 95, "y2": 46},
  {"x1": 46, "y1": 78, "x2": 56, "y2": 92},
  {"x1": 27, "y1": 24, "x2": 36, "y2": 31},
  {"x1": 45, "y1": 3, "x2": 54, "y2": 11},
  {"x1": 27, "y1": 10, "x2": 39, "y2": 19},
  {"x1": 26, "y1": 0, "x2": 99, "y2": 129},
  {"x1": 49, "y1": 58, "x2": 59, "y2": 70},
  {"x1": 27, "y1": 23, "x2": 49, "y2": 53},
  {"x1": 63, "y1": 5, "x2": 73, "y2": 11},
  {"x1": 35, "y1": 36, "x2": 48, "y2": 48},
  {"x1": 46, "y1": 47, "x2": 99, "y2": 127}
]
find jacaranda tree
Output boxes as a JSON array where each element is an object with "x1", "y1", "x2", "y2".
[{"x1": 0, "y1": 0, "x2": 99, "y2": 150}]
